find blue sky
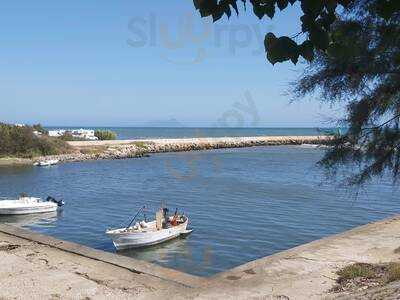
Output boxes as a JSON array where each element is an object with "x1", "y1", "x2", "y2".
[{"x1": 1, "y1": 1, "x2": 342, "y2": 127}]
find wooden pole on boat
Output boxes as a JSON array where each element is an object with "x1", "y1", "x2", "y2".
[{"x1": 125, "y1": 206, "x2": 145, "y2": 230}]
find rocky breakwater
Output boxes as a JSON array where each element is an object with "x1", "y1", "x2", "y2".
[
  {"x1": 46, "y1": 135, "x2": 331, "y2": 164},
  {"x1": 34, "y1": 143, "x2": 150, "y2": 164},
  {"x1": 143, "y1": 136, "x2": 331, "y2": 153}
]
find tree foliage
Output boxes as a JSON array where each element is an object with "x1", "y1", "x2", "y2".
[
  {"x1": 58, "y1": 132, "x2": 77, "y2": 141},
  {"x1": 32, "y1": 123, "x2": 48, "y2": 134},
  {"x1": 193, "y1": 0, "x2": 400, "y2": 64},
  {"x1": 0, "y1": 123, "x2": 70, "y2": 158},
  {"x1": 193, "y1": 0, "x2": 400, "y2": 185},
  {"x1": 94, "y1": 130, "x2": 117, "y2": 141},
  {"x1": 294, "y1": 3, "x2": 400, "y2": 185}
]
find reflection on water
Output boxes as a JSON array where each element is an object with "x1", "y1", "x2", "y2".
[
  {"x1": 118, "y1": 235, "x2": 210, "y2": 274},
  {"x1": 0, "y1": 211, "x2": 60, "y2": 227},
  {"x1": 120, "y1": 237, "x2": 189, "y2": 263}
]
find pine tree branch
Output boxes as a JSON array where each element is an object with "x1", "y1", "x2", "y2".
[{"x1": 362, "y1": 113, "x2": 400, "y2": 131}]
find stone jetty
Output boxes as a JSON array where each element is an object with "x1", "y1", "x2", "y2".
[{"x1": 34, "y1": 135, "x2": 331, "y2": 164}]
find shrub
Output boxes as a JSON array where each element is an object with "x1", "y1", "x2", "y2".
[
  {"x1": 79, "y1": 146, "x2": 107, "y2": 155},
  {"x1": 386, "y1": 263, "x2": 400, "y2": 283},
  {"x1": 336, "y1": 263, "x2": 375, "y2": 283},
  {"x1": 130, "y1": 141, "x2": 148, "y2": 149},
  {"x1": 59, "y1": 132, "x2": 76, "y2": 141},
  {"x1": 58, "y1": 132, "x2": 90, "y2": 141},
  {"x1": 0, "y1": 123, "x2": 70, "y2": 158},
  {"x1": 94, "y1": 130, "x2": 117, "y2": 140},
  {"x1": 32, "y1": 124, "x2": 48, "y2": 134},
  {"x1": 332, "y1": 262, "x2": 400, "y2": 294}
]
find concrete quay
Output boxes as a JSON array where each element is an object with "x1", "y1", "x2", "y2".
[{"x1": 1, "y1": 214, "x2": 400, "y2": 299}]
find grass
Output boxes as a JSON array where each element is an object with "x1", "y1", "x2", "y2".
[
  {"x1": 336, "y1": 263, "x2": 376, "y2": 283},
  {"x1": 331, "y1": 262, "x2": 400, "y2": 294},
  {"x1": 79, "y1": 146, "x2": 107, "y2": 155},
  {"x1": 386, "y1": 263, "x2": 400, "y2": 283},
  {"x1": 130, "y1": 141, "x2": 149, "y2": 149},
  {"x1": 0, "y1": 157, "x2": 33, "y2": 166}
]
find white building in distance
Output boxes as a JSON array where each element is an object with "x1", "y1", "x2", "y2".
[{"x1": 48, "y1": 129, "x2": 98, "y2": 140}]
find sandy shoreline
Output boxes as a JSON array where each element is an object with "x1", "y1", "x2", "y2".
[{"x1": 0, "y1": 135, "x2": 331, "y2": 167}]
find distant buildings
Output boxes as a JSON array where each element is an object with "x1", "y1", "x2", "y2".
[{"x1": 48, "y1": 129, "x2": 98, "y2": 140}]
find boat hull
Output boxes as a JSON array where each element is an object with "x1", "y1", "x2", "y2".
[
  {"x1": 0, "y1": 198, "x2": 58, "y2": 215},
  {"x1": 34, "y1": 159, "x2": 59, "y2": 167},
  {"x1": 107, "y1": 220, "x2": 188, "y2": 250},
  {"x1": 0, "y1": 205, "x2": 57, "y2": 215}
]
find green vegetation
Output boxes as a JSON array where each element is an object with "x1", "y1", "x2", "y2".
[
  {"x1": 295, "y1": 4, "x2": 400, "y2": 186},
  {"x1": 332, "y1": 262, "x2": 400, "y2": 293},
  {"x1": 79, "y1": 146, "x2": 107, "y2": 155},
  {"x1": 194, "y1": 1, "x2": 399, "y2": 64},
  {"x1": 336, "y1": 263, "x2": 375, "y2": 283},
  {"x1": 94, "y1": 130, "x2": 117, "y2": 140},
  {"x1": 386, "y1": 263, "x2": 400, "y2": 283},
  {"x1": 32, "y1": 124, "x2": 48, "y2": 134},
  {"x1": 58, "y1": 132, "x2": 80, "y2": 141},
  {"x1": 196, "y1": 1, "x2": 400, "y2": 186},
  {"x1": 130, "y1": 141, "x2": 148, "y2": 149},
  {"x1": 0, "y1": 123, "x2": 70, "y2": 158}
]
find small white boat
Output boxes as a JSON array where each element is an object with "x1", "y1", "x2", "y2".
[
  {"x1": 298, "y1": 144, "x2": 331, "y2": 149},
  {"x1": 106, "y1": 208, "x2": 192, "y2": 250},
  {"x1": 299, "y1": 143, "x2": 320, "y2": 148},
  {"x1": 0, "y1": 196, "x2": 64, "y2": 215},
  {"x1": 34, "y1": 159, "x2": 59, "y2": 167}
]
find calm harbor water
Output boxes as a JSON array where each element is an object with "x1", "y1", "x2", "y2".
[
  {"x1": 0, "y1": 146, "x2": 398, "y2": 276},
  {"x1": 46, "y1": 127, "x2": 335, "y2": 140}
]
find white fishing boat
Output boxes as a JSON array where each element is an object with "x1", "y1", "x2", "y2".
[
  {"x1": 34, "y1": 159, "x2": 59, "y2": 167},
  {"x1": 0, "y1": 196, "x2": 64, "y2": 215},
  {"x1": 106, "y1": 207, "x2": 193, "y2": 250}
]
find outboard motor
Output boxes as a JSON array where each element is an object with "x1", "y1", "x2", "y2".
[{"x1": 46, "y1": 196, "x2": 65, "y2": 207}]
